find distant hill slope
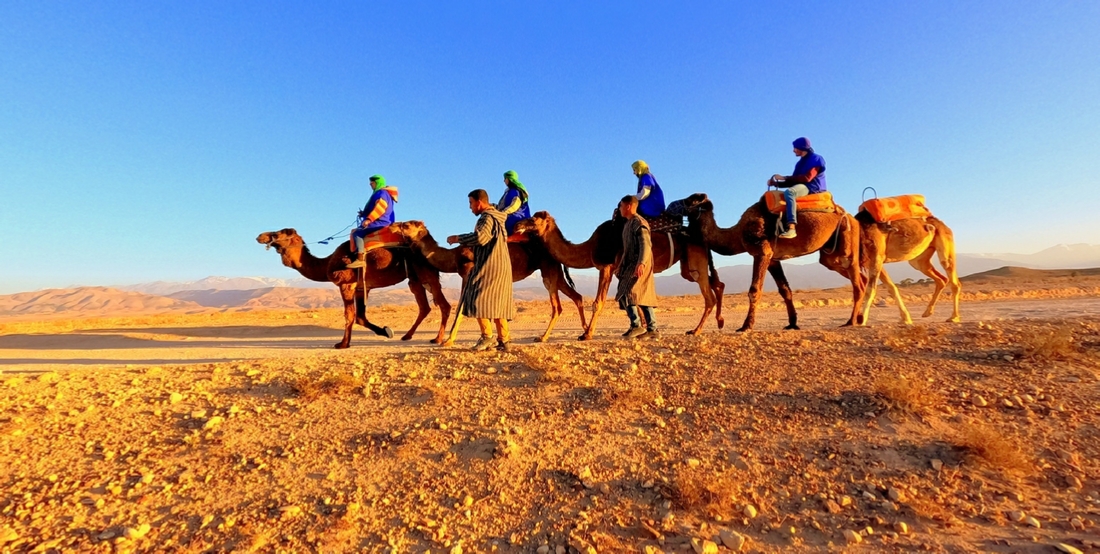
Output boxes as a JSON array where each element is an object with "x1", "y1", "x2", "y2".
[
  {"x1": 0, "y1": 287, "x2": 207, "y2": 319},
  {"x1": 961, "y1": 266, "x2": 1100, "y2": 282}
]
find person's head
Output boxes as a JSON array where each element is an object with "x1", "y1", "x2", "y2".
[
  {"x1": 369, "y1": 175, "x2": 386, "y2": 191},
  {"x1": 631, "y1": 160, "x2": 649, "y2": 177},
  {"x1": 467, "y1": 189, "x2": 491, "y2": 215},
  {"x1": 791, "y1": 137, "x2": 813, "y2": 156},
  {"x1": 503, "y1": 170, "x2": 520, "y2": 188},
  {"x1": 619, "y1": 195, "x2": 639, "y2": 218}
]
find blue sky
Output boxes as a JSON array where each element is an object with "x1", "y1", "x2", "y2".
[{"x1": 2, "y1": 1, "x2": 1098, "y2": 293}]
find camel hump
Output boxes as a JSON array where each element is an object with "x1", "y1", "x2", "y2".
[{"x1": 857, "y1": 194, "x2": 931, "y2": 223}]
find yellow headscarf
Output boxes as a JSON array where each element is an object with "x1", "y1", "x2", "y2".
[{"x1": 631, "y1": 160, "x2": 650, "y2": 175}]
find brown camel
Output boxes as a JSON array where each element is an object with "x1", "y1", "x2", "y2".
[
  {"x1": 256, "y1": 228, "x2": 451, "y2": 348},
  {"x1": 855, "y1": 212, "x2": 961, "y2": 324},
  {"x1": 391, "y1": 220, "x2": 588, "y2": 343},
  {"x1": 513, "y1": 212, "x2": 724, "y2": 340},
  {"x1": 681, "y1": 193, "x2": 865, "y2": 331}
]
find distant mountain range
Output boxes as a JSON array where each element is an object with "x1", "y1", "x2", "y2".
[{"x1": 3, "y1": 244, "x2": 1097, "y2": 321}]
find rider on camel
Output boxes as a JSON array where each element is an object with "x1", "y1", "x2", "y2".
[
  {"x1": 768, "y1": 137, "x2": 826, "y2": 240},
  {"x1": 347, "y1": 175, "x2": 399, "y2": 269}
]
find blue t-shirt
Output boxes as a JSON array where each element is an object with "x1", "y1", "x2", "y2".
[
  {"x1": 792, "y1": 153, "x2": 827, "y2": 193},
  {"x1": 636, "y1": 173, "x2": 666, "y2": 217}
]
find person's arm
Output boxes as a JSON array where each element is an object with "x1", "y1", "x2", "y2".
[
  {"x1": 359, "y1": 196, "x2": 389, "y2": 227},
  {"x1": 635, "y1": 224, "x2": 654, "y2": 278},
  {"x1": 499, "y1": 196, "x2": 523, "y2": 215},
  {"x1": 635, "y1": 174, "x2": 655, "y2": 201},
  {"x1": 457, "y1": 215, "x2": 494, "y2": 246},
  {"x1": 782, "y1": 167, "x2": 819, "y2": 186}
]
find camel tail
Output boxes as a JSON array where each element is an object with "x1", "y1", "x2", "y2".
[{"x1": 563, "y1": 265, "x2": 576, "y2": 291}]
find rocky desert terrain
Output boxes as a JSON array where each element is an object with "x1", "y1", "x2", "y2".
[{"x1": 1, "y1": 271, "x2": 1098, "y2": 553}]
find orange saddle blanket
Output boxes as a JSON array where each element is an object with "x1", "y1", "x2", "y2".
[
  {"x1": 763, "y1": 191, "x2": 836, "y2": 215},
  {"x1": 858, "y1": 195, "x2": 932, "y2": 223}
]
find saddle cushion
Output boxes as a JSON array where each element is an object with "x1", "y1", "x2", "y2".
[
  {"x1": 763, "y1": 191, "x2": 836, "y2": 215},
  {"x1": 858, "y1": 194, "x2": 931, "y2": 223},
  {"x1": 355, "y1": 226, "x2": 404, "y2": 254}
]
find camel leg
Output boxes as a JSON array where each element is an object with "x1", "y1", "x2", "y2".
[
  {"x1": 336, "y1": 285, "x2": 356, "y2": 349},
  {"x1": 877, "y1": 268, "x2": 913, "y2": 325},
  {"x1": 427, "y1": 280, "x2": 451, "y2": 345},
  {"x1": 932, "y1": 225, "x2": 961, "y2": 322},
  {"x1": 537, "y1": 268, "x2": 564, "y2": 343},
  {"x1": 580, "y1": 265, "x2": 613, "y2": 340},
  {"x1": 739, "y1": 252, "x2": 771, "y2": 332},
  {"x1": 767, "y1": 261, "x2": 800, "y2": 330},
  {"x1": 401, "y1": 280, "x2": 431, "y2": 341},
  {"x1": 712, "y1": 276, "x2": 725, "y2": 330},
  {"x1": 557, "y1": 266, "x2": 588, "y2": 334},
  {"x1": 859, "y1": 236, "x2": 888, "y2": 325},
  {"x1": 355, "y1": 289, "x2": 394, "y2": 338},
  {"x1": 908, "y1": 249, "x2": 947, "y2": 318},
  {"x1": 684, "y1": 245, "x2": 716, "y2": 335},
  {"x1": 823, "y1": 215, "x2": 866, "y2": 326}
]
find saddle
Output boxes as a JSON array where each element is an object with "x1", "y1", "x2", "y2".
[
  {"x1": 763, "y1": 190, "x2": 837, "y2": 215},
  {"x1": 858, "y1": 194, "x2": 931, "y2": 223}
]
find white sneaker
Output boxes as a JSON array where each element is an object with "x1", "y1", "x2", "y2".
[{"x1": 778, "y1": 226, "x2": 797, "y2": 239}]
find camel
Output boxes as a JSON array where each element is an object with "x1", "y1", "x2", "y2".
[
  {"x1": 390, "y1": 220, "x2": 587, "y2": 343},
  {"x1": 513, "y1": 212, "x2": 724, "y2": 340},
  {"x1": 256, "y1": 228, "x2": 451, "y2": 348},
  {"x1": 855, "y1": 212, "x2": 961, "y2": 324},
  {"x1": 681, "y1": 193, "x2": 865, "y2": 331}
]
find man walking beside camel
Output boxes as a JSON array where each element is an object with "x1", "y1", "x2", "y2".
[
  {"x1": 616, "y1": 195, "x2": 659, "y2": 339},
  {"x1": 447, "y1": 189, "x2": 515, "y2": 351}
]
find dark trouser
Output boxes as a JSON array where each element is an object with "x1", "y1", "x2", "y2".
[{"x1": 625, "y1": 305, "x2": 657, "y2": 332}]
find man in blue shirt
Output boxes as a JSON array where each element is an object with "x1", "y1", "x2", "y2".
[
  {"x1": 632, "y1": 160, "x2": 666, "y2": 218},
  {"x1": 768, "y1": 137, "x2": 826, "y2": 239},
  {"x1": 347, "y1": 175, "x2": 399, "y2": 268}
]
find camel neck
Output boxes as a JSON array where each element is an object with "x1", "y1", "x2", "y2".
[
  {"x1": 282, "y1": 244, "x2": 332, "y2": 282},
  {"x1": 541, "y1": 224, "x2": 596, "y2": 269},
  {"x1": 413, "y1": 233, "x2": 460, "y2": 274},
  {"x1": 699, "y1": 212, "x2": 746, "y2": 257}
]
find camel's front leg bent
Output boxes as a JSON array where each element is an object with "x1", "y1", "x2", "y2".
[
  {"x1": 877, "y1": 268, "x2": 913, "y2": 325},
  {"x1": 355, "y1": 290, "x2": 394, "y2": 338},
  {"x1": 537, "y1": 271, "x2": 563, "y2": 343},
  {"x1": 337, "y1": 285, "x2": 356, "y2": 349}
]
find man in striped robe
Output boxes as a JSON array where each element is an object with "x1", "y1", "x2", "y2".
[
  {"x1": 447, "y1": 189, "x2": 515, "y2": 351},
  {"x1": 615, "y1": 195, "x2": 659, "y2": 339}
]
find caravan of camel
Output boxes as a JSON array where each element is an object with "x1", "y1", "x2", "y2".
[{"x1": 256, "y1": 186, "x2": 961, "y2": 349}]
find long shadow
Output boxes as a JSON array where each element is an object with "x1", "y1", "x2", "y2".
[
  {"x1": 0, "y1": 358, "x2": 239, "y2": 368},
  {"x1": 0, "y1": 332, "x2": 431, "y2": 351},
  {"x1": 71, "y1": 325, "x2": 341, "y2": 339}
]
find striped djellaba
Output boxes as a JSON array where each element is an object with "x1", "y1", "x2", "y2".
[
  {"x1": 615, "y1": 214, "x2": 658, "y2": 309},
  {"x1": 457, "y1": 207, "x2": 515, "y2": 319}
]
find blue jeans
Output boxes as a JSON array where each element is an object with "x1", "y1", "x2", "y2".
[
  {"x1": 625, "y1": 305, "x2": 657, "y2": 332},
  {"x1": 784, "y1": 184, "x2": 809, "y2": 224}
]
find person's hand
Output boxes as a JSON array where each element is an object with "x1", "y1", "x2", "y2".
[
  {"x1": 446, "y1": 235, "x2": 460, "y2": 245},
  {"x1": 634, "y1": 264, "x2": 646, "y2": 278}
]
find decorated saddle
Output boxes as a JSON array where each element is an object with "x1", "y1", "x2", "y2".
[
  {"x1": 763, "y1": 190, "x2": 837, "y2": 215},
  {"x1": 858, "y1": 194, "x2": 931, "y2": 223}
]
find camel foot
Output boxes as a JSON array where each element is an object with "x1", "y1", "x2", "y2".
[
  {"x1": 382, "y1": 326, "x2": 394, "y2": 338},
  {"x1": 784, "y1": 324, "x2": 801, "y2": 331},
  {"x1": 577, "y1": 334, "x2": 592, "y2": 341},
  {"x1": 334, "y1": 342, "x2": 350, "y2": 349},
  {"x1": 533, "y1": 336, "x2": 547, "y2": 343},
  {"x1": 400, "y1": 333, "x2": 414, "y2": 341},
  {"x1": 736, "y1": 326, "x2": 751, "y2": 333},
  {"x1": 430, "y1": 338, "x2": 442, "y2": 345},
  {"x1": 922, "y1": 310, "x2": 934, "y2": 318},
  {"x1": 686, "y1": 329, "x2": 698, "y2": 335},
  {"x1": 946, "y1": 316, "x2": 961, "y2": 323},
  {"x1": 440, "y1": 340, "x2": 456, "y2": 348},
  {"x1": 902, "y1": 318, "x2": 913, "y2": 326},
  {"x1": 717, "y1": 317, "x2": 725, "y2": 329}
]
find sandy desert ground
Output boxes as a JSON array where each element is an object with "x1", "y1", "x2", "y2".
[{"x1": 1, "y1": 277, "x2": 1099, "y2": 553}]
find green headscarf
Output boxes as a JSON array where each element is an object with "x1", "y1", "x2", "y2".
[
  {"x1": 503, "y1": 170, "x2": 528, "y2": 203},
  {"x1": 369, "y1": 175, "x2": 386, "y2": 190}
]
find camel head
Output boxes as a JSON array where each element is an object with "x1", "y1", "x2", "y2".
[
  {"x1": 256, "y1": 228, "x2": 303, "y2": 254},
  {"x1": 513, "y1": 211, "x2": 556, "y2": 237},
  {"x1": 392, "y1": 220, "x2": 430, "y2": 244},
  {"x1": 682, "y1": 194, "x2": 714, "y2": 220}
]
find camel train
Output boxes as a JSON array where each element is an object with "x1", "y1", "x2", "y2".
[{"x1": 258, "y1": 191, "x2": 960, "y2": 348}]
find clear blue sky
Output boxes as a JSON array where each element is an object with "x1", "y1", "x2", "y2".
[{"x1": 2, "y1": 1, "x2": 1098, "y2": 293}]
